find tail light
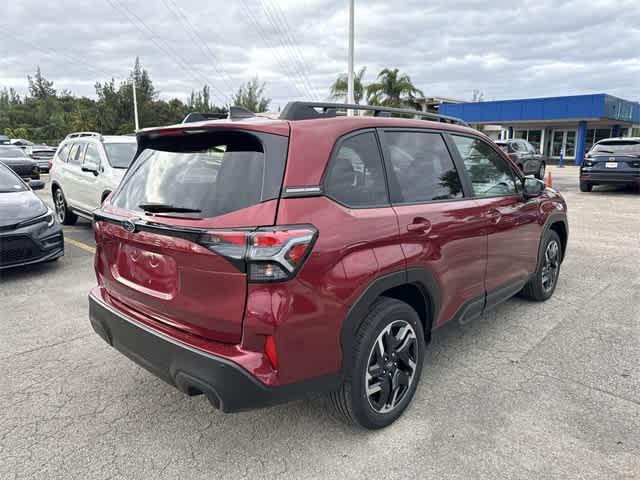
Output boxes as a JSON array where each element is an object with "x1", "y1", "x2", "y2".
[
  {"x1": 199, "y1": 225, "x2": 317, "y2": 282},
  {"x1": 48, "y1": 159, "x2": 53, "y2": 170}
]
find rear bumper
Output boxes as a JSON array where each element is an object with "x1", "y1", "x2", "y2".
[
  {"x1": 580, "y1": 171, "x2": 640, "y2": 184},
  {"x1": 88, "y1": 290, "x2": 339, "y2": 412}
]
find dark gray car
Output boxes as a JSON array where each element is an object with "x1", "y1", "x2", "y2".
[
  {"x1": 495, "y1": 139, "x2": 546, "y2": 180},
  {"x1": 0, "y1": 145, "x2": 40, "y2": 180}
]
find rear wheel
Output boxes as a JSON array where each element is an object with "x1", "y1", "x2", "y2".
[
  {"x1": 329, "y1": 298, "x2": 425, "y2": 429},
  {"x1": 53, "y1": 187, "x2": 78, "y2": 225},
  {"x1": 580, "y1": 181, "x2": 592, "y2": 192},
  {"x1": 521, "y1": 230, "x2": 562, "y2": 301}
]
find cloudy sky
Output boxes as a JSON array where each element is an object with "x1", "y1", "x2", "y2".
[{"x1": 1, "y1": 0, "x2": 639, "y2": 109}]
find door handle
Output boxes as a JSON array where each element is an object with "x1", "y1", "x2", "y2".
[
  {"x1": 407, "y1": 219, "x2": 432, "y2": 234},
  {"x1": 486, "y1": 208, "x2": 502, "y2": 224}
]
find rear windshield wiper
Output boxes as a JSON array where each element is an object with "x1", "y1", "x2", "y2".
[
  {"x1": 595, "y1": 149, "x2": 615, "y2": 154},
  {"x1": 138, "y1": 202, "x2": 202, "y2": 214}
]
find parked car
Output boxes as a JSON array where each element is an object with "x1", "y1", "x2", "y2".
[
  {"x1": 495, "y1": 139, "x2": 546, "y2": 179},
  {"x1": 88, "y1": 103, "x2": 568, "y2": 429},
  {"x1": 29, "y1": 146, "x2": 57, "y2": 173},
  {"x1": 10, "y1": 138, "x2": 34, "y2": 148},
  {"x1": 0, "y1": 146, "x2": 40, "y2": 181},
  {"x1": 50, "y1": 132, "x2": 138, "y2": 224},
  {"x1": 0, "y1": 135, "x2": 10, "y2": 145},
  {"x1": 0, "y1": 162, "x2": 64, "y2": 269},
  {"x1": 580, "y1": 137, "x2": 640, "y2": 192}
]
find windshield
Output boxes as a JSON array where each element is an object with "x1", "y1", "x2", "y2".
[
  {"x1": 592, "y1": 141, "x2": 640, "y2": 154},
  {"x1": 0, "y1": 147, "x2": 28, "y2": 159},
  {"x1": 113, "y1": 131, "x2": 270, "y2": 218},
  {"x1": 0, "y1": 164, "x2": 27, "y2": 192},
  {"x1": 104, "y1": 142, "x2": 137, "y2": 168}
]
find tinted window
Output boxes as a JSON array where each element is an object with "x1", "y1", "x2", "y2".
[
  {"x1": 83, "y1": 144, "x2": 100, "y2": 166},
  {"x1": 324, "y1": 131, "x2": 388, "y2": 207},
  {"x1": 0, "y1": 164, "x2": 26, "y2": 192},
  {"x1": 67, "y1": 144, "x2": 84, "y2": 164},
  {"x1": 0, "y1": 147, "x2": 28, "y2": 158},
  {"x1": 113, "y1": 131, "x2": 284, "y2": 218},
  {"x1": 452, "y1": 136, "x2": 518, "y2": 197},
  {"x1": 384, "y1": 131, "x2": 462, "y2": 203},
  {"x1": 104, "y1": 142, "x2": 137, "y2": 169},
  {"x1": 592, "y1": 141, "x2": 640, "y2": 154}
]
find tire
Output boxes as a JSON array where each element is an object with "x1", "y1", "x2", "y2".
[
  {"x1": 520, "y1": 230, "x2": 562, "y2": 302},
  {"x1": 329, "y1": 298, "x2": 425, "y2": 429},
  {"x1": 579, "y1": 181, "x2": 592, "y2": 192},
  {"x1": 53, "y1": 187, "x2": 78, "y2": 226},
  {"x1": 535, "y1": 162, "x2": 546, "y2": 180}
]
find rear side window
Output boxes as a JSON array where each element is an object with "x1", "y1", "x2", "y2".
[
  {"x1": 452, "y1": 135, "x2": 518, "y2": 197},
  {"x1": 113, "y1": 130, "x2": 287, "y2": 218},
  {"x1": 383, "y1": 131, "x2": 463, "y2": 203},
  {"x1": 324, "y1": 131, "x2": 388, "y2": 207}
]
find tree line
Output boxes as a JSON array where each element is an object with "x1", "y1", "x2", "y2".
[{"x1": 0, "y1": 58, "x2": 271, "y2": 145}]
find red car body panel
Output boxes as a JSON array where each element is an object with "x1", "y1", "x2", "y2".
[{"x1": 89, "y1": 113, "x2": 568, "y2": 408}]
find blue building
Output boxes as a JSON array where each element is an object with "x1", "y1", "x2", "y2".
[{"x1": 439, "y1": 94, "x2": 640, "y2": 164}]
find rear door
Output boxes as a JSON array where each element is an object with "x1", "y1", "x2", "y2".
[
  {"x1": 449, "y1": 134, "x2": 541, "y2": 307},
  {"x1": 379, "y1": 129, "x2": 488, "y2": 327},
  {"x1": 62, "y1": 142, "x2": 85, "y2": 206},
  {"x1": 76, "y1": 142, "x2": 103, "y2": 212},
  {"x1": 94, "y1": 128, "x2": 289, "y2": 343}
]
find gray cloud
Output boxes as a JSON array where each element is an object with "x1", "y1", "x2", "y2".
[{"x1": 1, "y1": 0, "x2": 639, "y2": 110}]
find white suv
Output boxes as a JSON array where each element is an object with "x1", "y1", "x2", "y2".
[{"x1": 50, "y1": 132, "x2": 137, "y2": 224}]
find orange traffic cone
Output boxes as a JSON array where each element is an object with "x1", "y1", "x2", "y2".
[{"x1": 546, "y1": 169, "x2": 553, "y2": 188}]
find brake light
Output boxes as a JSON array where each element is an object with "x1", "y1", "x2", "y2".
[{"x1": 199, "y1": 225, "x2": 317, "y2": 282}]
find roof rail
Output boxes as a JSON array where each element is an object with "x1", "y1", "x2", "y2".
[
  {"x1": 65, "y1": 132, "x2": 103, "y2": 141},
  {"x1": 279, "y1": 102, "x2": 469, "y2": 126}
]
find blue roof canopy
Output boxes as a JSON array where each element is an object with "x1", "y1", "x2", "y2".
[{"x1": 439, "y1": 94, "x2": 640, "y2": 124}]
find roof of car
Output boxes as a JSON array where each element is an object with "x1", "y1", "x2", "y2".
[{"x1": 595, "y1": 137, "x2": 640, "y2": 144}]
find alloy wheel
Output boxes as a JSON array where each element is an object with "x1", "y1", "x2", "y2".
[
  {"x1": 365, "y1": 320, "x2": 418, "y2": 414},
  {"x1": 541, "y1": 240, "x2": 560, "y2": 292},
  {"x1": 54, "y1": 190, "x2": 66, "y2": 223}
]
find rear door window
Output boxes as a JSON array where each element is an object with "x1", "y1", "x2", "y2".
[
  {"x1": 112, "y1": 130, "x2": 287, "y2": 218},
  {"x1": 382, "y1": 131, "x2": 463, "y2": 203},
  {"x1": 323, "y1": 131, "x2": 388, "y2": 207}
]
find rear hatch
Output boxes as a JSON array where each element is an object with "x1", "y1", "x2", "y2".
[
  {"x1": 94, "y1": 126, "x2": 289, "y2": 343},
  {"x1": 589, "y1": 140, "x2": 640, "y2": 171}
]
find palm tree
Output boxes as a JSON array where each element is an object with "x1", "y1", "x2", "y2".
[
  {"x1": 329, "y1": 67, "x2": 367, "y2": 104},
  {"x1": 366, "y1": 68, "x2": 423, "y2": 108}
]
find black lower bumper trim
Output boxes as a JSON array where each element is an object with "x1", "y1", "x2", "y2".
[{"x1": 89, "y1": 292, "x2": 340, "y2": 412}]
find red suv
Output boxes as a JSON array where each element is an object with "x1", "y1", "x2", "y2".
[{"x1": 89, "y1": 102, "x2": 568, "y2": 429}]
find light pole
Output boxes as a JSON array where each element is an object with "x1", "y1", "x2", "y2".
[
  {"x1": 347, "y1": 0, "x2": 355, "y2": 113},
  {"x1": 132, "y1": 69, "x2": 140, "y2": 131}
]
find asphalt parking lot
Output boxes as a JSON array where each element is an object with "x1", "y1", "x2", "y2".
[{"x1": 1, "y1": 166, "x2": 638, "y2": 480}]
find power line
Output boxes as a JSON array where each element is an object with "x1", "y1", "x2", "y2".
[
  {"x1": 106, "y1": 0, "x2": 232, "y2": 106},
  {"x1": 259, "y1": 0, "x2": 318, "y2": 100},
  {"x1": 238, "y1": 0, "x2": 309, "y2": 100},
  {"x1": 0, "y1": 28, "x2": 116, "y2": 81},
  {"x1": 255, "y1": 0, "x2": 317, "y2": 100},
  {"x1": 161, "y1": 0, "x2": 237, "y2": 95}
]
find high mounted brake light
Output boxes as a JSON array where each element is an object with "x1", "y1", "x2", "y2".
[{"x1": 199, "y1": 226, "x2": 317, "y2": 282}]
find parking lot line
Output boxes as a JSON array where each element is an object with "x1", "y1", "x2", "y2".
[{"x1": 66, "y1": 237, "x2": 96, "y2": 254}]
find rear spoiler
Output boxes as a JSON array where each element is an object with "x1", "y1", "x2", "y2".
[{"x1": 182, "y1": 112, "x2": 227, "y2": 123}]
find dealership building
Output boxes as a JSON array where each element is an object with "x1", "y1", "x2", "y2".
[{"x1": 439, "y1": 94, "x2": 640, "y2": 165}]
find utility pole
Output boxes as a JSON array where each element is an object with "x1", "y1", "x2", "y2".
[
  {"x1": 347, "y1": 0, "x2": 355, "y2": 114},
  {"x1": 132, "y1": 70, "x2": 140, "y2": 131}
]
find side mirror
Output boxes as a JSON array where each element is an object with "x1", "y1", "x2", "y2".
[
  {"x1": 29, "y1": 179, "x2": 45, "y2": 191},
  {"x1": 523, "y1": 177, "x2": 545, "y2": 199},
  {"x1": 82, "y1": 160, "x2": 99, "y2": 175}
]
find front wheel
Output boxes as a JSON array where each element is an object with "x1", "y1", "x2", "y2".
[
  {"x1": 329, "y1": 298, "x2": 425, "y2": 429},
  {"x1": 536, "y1": 162, "x2": 546, "y2": 180},
  {"x1": 53, "y1": 187, "x2": 78, "y2": 226},
  {"x1": 520, "y1": 230, "x2": 562, "y2": 301}
]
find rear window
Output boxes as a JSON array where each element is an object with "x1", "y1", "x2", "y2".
[
  {"x1": 112, "y1": 130, "x2": 287, "y2": 218},
  {"x1": 104, "y1": 142, "x2": 137, "y2": 168},
  {"x1": 592, "y1": 141, "x2": 640, "y2": 154},
  {"x1": 32, "y1": 150, "x2": 55, "y2": 158}
]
